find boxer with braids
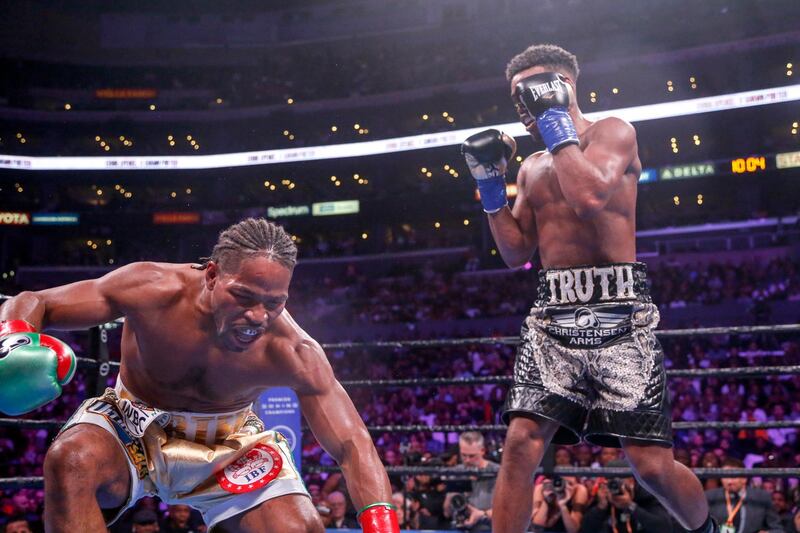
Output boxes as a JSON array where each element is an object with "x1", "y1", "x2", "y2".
[
  {"x1": 195, "y1": 217, "x2": 298, "y2": 271},
  {"x1": 0, "y1": 217, "x2": 398, "y2": 533}
]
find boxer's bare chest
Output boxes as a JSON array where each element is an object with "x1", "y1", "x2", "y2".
[
  {"x1": 522, "y1": 130, "x2": 637, "y2": 266},
  {"x1": 119, "y1": 303, "x2": 287, "y2": 411}
]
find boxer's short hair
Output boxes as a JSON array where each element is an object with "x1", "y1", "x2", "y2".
[
  {"x1": 199, "y1": 218, "x2": 297, "y2": 271},
  {"x1": 506, "y1": 44, "x2": 579, "y2": 82}
]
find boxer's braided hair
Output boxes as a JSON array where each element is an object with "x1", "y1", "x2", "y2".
[
  {"x1": 505, "y1": 43, "x2": 580, "y2": 81},
  {"x1": 194, "y1": 218, "x2": 297, "y2": 272}
]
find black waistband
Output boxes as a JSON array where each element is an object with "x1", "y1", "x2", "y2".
[{"x1": 535, "y1": 262, "x2": 651, "y2": 307}]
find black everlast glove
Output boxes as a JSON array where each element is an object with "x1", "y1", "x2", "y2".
[
  {"x1": 461, "y1": 129, "x2": 517, "y2": 213},
  {"x1": 513, "y1": 72, "x2": 579, "y2": 152}
]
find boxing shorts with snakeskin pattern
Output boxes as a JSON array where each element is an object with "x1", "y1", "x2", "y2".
[{"x1": 502, "y1": 262, "x2": 672, "y2": 447}]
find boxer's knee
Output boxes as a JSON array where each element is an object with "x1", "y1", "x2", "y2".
[
  {"x1": 45, "y1": 425, "x2": 128, "y2": 497},
  {"x1": 624, "y1": 444, "x2": 674, "y2": 491},
  {"x1": 503, "y1": 415, "x2": 556, "y2": 462},
  {"x1": 277, "y1": 501, "x2": 325, "y2": 533},
  {"x1": 45, "y1": 438, "x2": 101, "y2": 494},
  {"x1": 284, "y1": 512, "x2": 324, "y2": 533}
]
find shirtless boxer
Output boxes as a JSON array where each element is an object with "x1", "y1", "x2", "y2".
[
  {"x1": 0, "y1": 218, "x2": 398, "y2": 533},
  {"x1": 461, "y1": 44, "x2": 718, "y2": 533}
]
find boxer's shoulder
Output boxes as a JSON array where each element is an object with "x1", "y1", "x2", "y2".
[
  {"x1": 102, "y1": 261, "x2": 187, "y2": 309},
  {"x1": 518, "y1": 151, "x2": 554, "y2": 198},
  {"x1": 585, "y1": 116, "x2": 636, "y2": 144},
  {"x1": 518, "y1": 150, "x2": 549, "y2": 180}
]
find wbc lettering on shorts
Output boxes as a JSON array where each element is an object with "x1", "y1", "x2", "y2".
[
  {"x1": 216, "y1": 443, "x2": 282, "y2": 494},
  {"x1": 118, "y1": 398, "x2": 168, "y2": 438},
  {"x1": 545, "y1": 265, "x2": 637, "y2": 305}
]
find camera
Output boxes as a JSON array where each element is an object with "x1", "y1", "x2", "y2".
[
  {"x1": 543, "y1": 475, "x2": 567, "y2": 504},
  {"x1": 450, "y1": 493, "x2": 471, "y2": 529},
  {"x1": 552, "y1": 475, "x2": 566, "y2": 497},
  {"x1": 607, "y1": 478, "x2": 624, "y2": 496}
]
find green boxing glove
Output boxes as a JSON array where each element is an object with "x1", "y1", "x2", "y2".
[{"x1": 0, "y1": 320, "x2": 77, "y2": 416}]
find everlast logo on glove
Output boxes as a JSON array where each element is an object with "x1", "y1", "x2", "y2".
[{"x1": 518, "y1": 77, "x2": 569, "y2": 103}]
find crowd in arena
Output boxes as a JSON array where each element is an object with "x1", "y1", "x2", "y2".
[
  {"x1": 296, "y1": 256, "x2": 800, "y2": 326},
  {"x1": 1, "y1": 251, "x2": 799, "y2": 531}
]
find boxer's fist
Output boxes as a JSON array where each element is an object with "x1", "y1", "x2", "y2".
[
  {"x1": 513, "y1": 72, "x2": 579, "y2": 153},
  {"x1": 0, "y1": 321, "x2": 77, "y2": 415},
  {"x1": 462, "y1": 129, "x2": 517, "y2": 213}
]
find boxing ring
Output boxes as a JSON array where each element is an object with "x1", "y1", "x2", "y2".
[{"x1": 1, "y1": 321, "x2": 798, "y2": 494}]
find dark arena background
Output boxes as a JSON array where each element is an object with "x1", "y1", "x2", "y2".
[{"x1": 1, "y1": 1, "x2": 799, "y2": 532}]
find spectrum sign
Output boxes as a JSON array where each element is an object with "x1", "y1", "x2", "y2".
[{"x1": 31, "y1": 213, "x2": 79, "y2": 225}]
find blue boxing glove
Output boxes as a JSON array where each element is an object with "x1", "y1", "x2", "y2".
[
  {"x1": 513, "y1": 72, "x2": 579, "y2": 153},
  {"x1": 461, "y1": 129, "x2": 517, "y2": 213}
]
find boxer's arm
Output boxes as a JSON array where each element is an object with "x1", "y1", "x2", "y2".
[
  {"x1": 0, "y1": 262, "x2": 167, "y2": 330},
  {"x1": 552, "y1": 117, "x2": 637, "y2": 219},
  {"x1": 295, "y1": 340, "x2": 392, "y2": 509},
  {"x1": 487, "y1": 160, "x2": 538, "y2": 268}
]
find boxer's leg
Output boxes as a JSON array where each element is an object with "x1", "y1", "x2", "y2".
[
  {"x1": 622, "y1": 439, "x2": 711, "y2": 531},
  {"x1": 495, "y1": 315, "x2": 588, "y2": 533},
  {"x1": 44, "y1": 424, "x2": 131, "y2": 533},
  {"x1": 213, "y1": 493, "x2": 324, "y2": 533},
  {"x1": 492, "y1": 414, "x2": 559, "y2": 533}
]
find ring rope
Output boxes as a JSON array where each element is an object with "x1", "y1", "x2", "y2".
[
  {"x1": 320, "y1": 323, "x2": 800, "y2": 350},
  {"x1": 3, "y1": 418, "x2": 798, "y2": 432},
  {"x1": 3, "y1": 465, "x2": 797, "y2": 490},
  {"x1": 1, "y1": 322, "x2": 796, "y2": 491},
  {"x1": 305, "y1": 465, "x2": 800, "y2": 479},
  {"x1": 42, "y1": 323, "x2": 800, "y2": 364},
  {"x1": 362, "y1": 420, "x2": 800, "y2": 433},
  {"x1": 337, "y1": 366, "x2": 800, "y2": 388},
  {"x1": 66, "y1": 360, "x2": 800, "y2": 384}
]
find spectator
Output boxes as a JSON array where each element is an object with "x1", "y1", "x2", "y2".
[
  {"x1": 771, "y1": 491, "x2": 795, "y2": 533},
  {"x1": 161, "y1": 504, "x2": 204, "y2": 533},
  {"x1": 594, "y1": 447, "x2": 622, "y2": 467},
  {"x1": 326, "y1": 491, "x2": 358, "y2": 529},
  {"x1": 131, "y1": 509, "x2": 160, "y2": 533},
  {"x1": 531, "y1": 475, "x2": 587, "y2": 533},
  {"x1": 580, "y1": 460, "x2": 673, "y2": 533},
  {"x1": 444, "y1": 432, "x2": 498, "y2": 532},
  {"x1": 407, "y1": 467, "x2": 447, "y2": 529},
  {"x1": 706, "y1": 457, "x2": 783, "y2": 533},
  {"x1": 2, "y1": 518, "x2": 32, "y2": 533}
]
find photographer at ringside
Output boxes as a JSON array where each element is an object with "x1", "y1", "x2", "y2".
[
  {"x1": 407, "y1": 457, "x2": 448, "y2": 529},
  {"x1": 444, "y1": 432, "x2": 499, "y2": 532},
  {"x1": 532, "y1": 474, "x2": 588, "y2": 532},
  {"x1": 580, "y1": 460, "x2": 674, "y2": 533}
]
